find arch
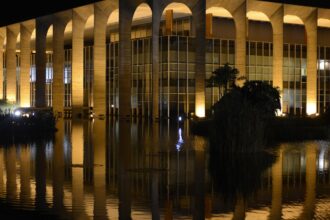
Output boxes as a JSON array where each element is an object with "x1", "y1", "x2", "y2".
[
  {"x1": 284, "y1": 15, "x2": 304, "y2": 25},
  {"x1": 206, "y1": 7, "x2": 233, "y2": 18},
  {"x1": 318, "y1": 18, "x2": 330, "y2": 28},
  {"x1": 64, "y1": 20, "x2": 72, "y2": 46},
  {"x1": 132, "y1": 3, "x2": 152, "y2": 24},
  {"x1": 107, "y1": 9, "x2": 119, "y2": 25},
  {"x1": 247, "y1": 11, "x2": 270, "y2": 22},
  {"x1": 161, "y1": 2, "x2": 192, "y2": 20},
  {"x1": 46, "y1": 25, "x2": 53, "y2": 51},
  {"x1": 84, "y1": 15, "x2": 94, "y2": 45},
  {"x1": 16, "y1": 33, "x2": 20, "y2": 51},
  {"x1": 107, "y1": 9, "x2": 119, "y2": 42}
]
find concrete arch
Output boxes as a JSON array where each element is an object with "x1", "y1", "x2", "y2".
[
  {"x1": 64, "y1": 20, "x2": 72, "y2": 46},
  {"x1": 284, "y1": 15, "x2": 304, "y2": 25},
  {"x1": 247, "y1": 11, "x2": 270, "y2": 22},
  {"x1": 318, "y1": 18, "x2": 330, "y2": 28},
  {"x1": 206, "y1": 7, "x2": 233, "y2": 18},
  {"x1": 46, "y1": 25, "x2": 53, "y2": 51},
  {"x1": 84, "y1": 15, "x2": 94, "y2": 45},
  {"x1": 0, "y1": 27, "x2": 5, "y2": 100},
  {"x1": 133, "y1": 3, "x2": 152, "y2": 24}
]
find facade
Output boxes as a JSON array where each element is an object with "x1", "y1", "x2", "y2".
[{"x1": 1, "y1": 0, "x2": 330, "y2": 118}]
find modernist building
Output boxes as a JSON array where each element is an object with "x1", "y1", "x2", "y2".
[{"x1": 1, "y1": 0, "x2": 330, "y2": 118}]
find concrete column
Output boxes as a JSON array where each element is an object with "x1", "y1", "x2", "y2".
[
  {"x1": 93, "y1": 119, "x2": 107, "y2": 219},
  {"x1": 20, "y1": 23, "x2": 33, "y2": 107},
  {"x1": 93, "y1": 5, "x2": 108, "y2": 117},
  {"x1": 206, "y1": 14, "x2": 213, "y2": 38},
  {"x1": 5, "y1": 25, "x2": 19, "y2": 103},
  {"x1": 305, "y1": 10, "x2": 318, "y2": 115},
  {"x1": 119, "y1": 2, "x2": 134, "y2": 118},
  {"x1": 35, "y1": 141, "x2": 47, "y2": 209},
  {"x1": 271, "y1": 7, "x2": 284, "y2": 113},
  {"x1": 233, "y1": 2, "x2": 247, "y2": 83},
  {"x1": 72, "y1": 11, "x2": 86, "y2": 117},
  {"x1": 35, "y1": 19, "x2": 49, "y2": 107},
  {"x1": 0, "y1": 28, "x2": 5, "y2": 100},
  {"x1": 152, "y1": 6, "x2": 161, "y2": 119},
  {"x1": 193, "y1": 0, "x2": 206, "y2": 117},
  {"x1": 165, "y1": 10, "x2": 173, "y2": 35},
  {"x1": 52, "y1": 19, "x2": 65, "y2": 116},
  {"x1": 269, "y1": 148, "x2": 283, "y2": 220}
]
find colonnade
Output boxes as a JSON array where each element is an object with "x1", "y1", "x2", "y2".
[{"x1": 0, "y1": 0, "x2": 330, "y2": 118}]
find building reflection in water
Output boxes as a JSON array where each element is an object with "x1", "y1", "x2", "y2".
[{"x1": 0, "y1": 120, "x2": 330, "y2": 219}]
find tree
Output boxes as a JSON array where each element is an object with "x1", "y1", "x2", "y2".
[{"x1": 207, "y1": 63, "x2": 239, "y2": 99}]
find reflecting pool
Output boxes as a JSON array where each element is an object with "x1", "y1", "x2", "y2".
[{"x1": 0, "y1": 119, "x2": 329, "y2": 219}]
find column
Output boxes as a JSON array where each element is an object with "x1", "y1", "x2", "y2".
[
  {"x1": 20, "y1": 23, "x2": 33, "y2": 107},
  {"x1": 271, "y1": 7, "x2": 284, "y2": 113},
  {"x1": 152, "y1": 6, "x2": 161, "y2": 119},
  {"x1": 35, "y1": 141, "x2": 46, "y2": 209},
  {"x1": 72, "y1": 11, "x2": 86, "y2": 117},
  {"x1": 93, "y1": 5, "x2": 108, "y2": 117},
  {"x1": 206, "y1": 14, "x2": 213, "y2": 38},
  {"x1": 233, "y1": 2, "x2": 247, "y2": 84},
  {"x1": 305, "y1": 10, "x2": 317, "y2": 115},
  {"x1": 93, "y1": 119, "x2": 107, "y2": 219},
  {"x1": 193, "y1": 0, "x2": 206, "y2": 117},
  {"x1": 0, "y1": 148, "x2": 4, "y2": 195},
  {"x1": 6, "y1": 25, "x2": 19, "y2": 103},
  {"x1": 269, "y1": 148, "x2": 283, "y2": 220},
  {"x1": 119, "y1": 3, "x2": 134, "y2": 118},
  {"x1": 52, "y1": 19, "x2": 65, "y2": 116},
  {"x1": 35, "y1": 19, "x2": 48, "y2": 107},
  {"x1": 0, "y1": 28, "x2": 5, "y2": 100}
]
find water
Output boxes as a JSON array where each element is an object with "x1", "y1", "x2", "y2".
[{"x1": 0, "y1": 119, "x2": 329, "y2": 219}]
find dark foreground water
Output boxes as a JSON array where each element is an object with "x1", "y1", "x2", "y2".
[{"x1": 0, "y1": 119, "x2": 329, "y2": 219}]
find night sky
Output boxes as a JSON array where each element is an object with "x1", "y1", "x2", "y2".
[
  {"x1": 0, "y1": 0, "x2": 330, "y2": 27},
  {"x1": 0, "y1": 0, "x2": 101, "y2": 27}
]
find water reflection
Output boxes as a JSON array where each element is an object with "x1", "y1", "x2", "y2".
[{"x1": 0, "y1": 120, "x2": 329, "y2": 219}]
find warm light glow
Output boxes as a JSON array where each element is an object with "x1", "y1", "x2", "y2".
[
  {"x1": 247, "y1": 11, "x2": 270, "y2": 22},
  {"x1": 284, "y1": 15, "x2": 304, "y2": 25},
  {"x1": 196, "y1": 105, "x2": 205, "y2": 118},
  {"x1": 318, "y1": 18, "x2": 330, "y2": 28},
  {"x1": 306, "y1": 103, "x2": 317, "y2": 116},
  {"x1": 206, "y1": 7, "x2": 232, "y2": 18}
]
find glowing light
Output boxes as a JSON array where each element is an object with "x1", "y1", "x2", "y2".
[
  {"x1": 319, "y1": 60, "x2": 327, "y2": 71},
  {"x1": 14, "y1": 110, "x2": 21, "y2": 117},
  {"x1": 178, "y1": 116, "x2": 182, "y2": 122},
  {"x1": 306, "y1": 103, "x2": 317, "y2": 116},
  {"x1": 195, "y1": 105, "x2": 205, "y2": 118},
  {"x1": 111, "y1": 104, "x2": 115, "y2": 108},
  {"x1": 176, "y1": 128, "x2": 184, "y2": 151}
]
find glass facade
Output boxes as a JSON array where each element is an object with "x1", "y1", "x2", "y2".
[
  {"x1": 64, "y1": 49, "x2": 72, "y2": 108},
  {"x1": 46, "y1": 53, "x2": 53, "y2": 107},
  {"x1": 317, "y1": 46, "x2": 330, "y2": 113},
  {"x1": 283, "y1": 44, "x2": 307, "y2": 115}
]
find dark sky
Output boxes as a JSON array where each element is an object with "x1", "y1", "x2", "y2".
[
  {"x1": 0, "y1": 0, "x2": 101, "y2": 27},
  {"x1": 1, "y1": 0, "x2": 330, "y2": 27}
]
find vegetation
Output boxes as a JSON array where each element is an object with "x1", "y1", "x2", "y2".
[{"x1": 206, "y1": 63, "x2": 240, "y2": 98}]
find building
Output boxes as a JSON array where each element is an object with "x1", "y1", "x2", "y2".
[{"x1": 0, "y1": 0, "x2": 330, "y2": 118}]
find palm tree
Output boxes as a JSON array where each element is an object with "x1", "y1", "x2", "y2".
[{"x1": 207, "y1": 63, "x2": 239, "y2": 99}]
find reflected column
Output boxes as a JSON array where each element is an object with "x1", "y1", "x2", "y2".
[
  {"x1": 0, "y1": 148, "x2": 4, "y2": 195},
  {"x1": 151, "y1": 123, "x2": 160, "y2": 220},
  {"x1": 20, "y1": 145, "x2": 31, "y2": 204},
  {"x1": 300, "y1": 143, "x2": 317, "y2": 219},
  {"x1": 233, "y1": 196, "x2": 246, "y2": 220},
  {"x1": 53, "y1": 119, "x2": 65, "y2": 214},
  {"x1": 118, "y1": 121, "x2": 132, "y2": 219},
  {"x1": 35, "y1": 141, "x2": 46, "y2": 209},
  {"x1": 269, "y1": 148, "x2": 283, "y2": 220},
  {"x1": 5, "y1": 146, "x2": 16, "y2": 202},
  {"x1": 72, "y1": 120, "x2": 85, "y2": 219},
  {"x1": 193, "y1": 136, "x2": 206, "y2": 220},
  {"x1": 93, "y1": 119, "x2": 107, "y2": 219}
]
